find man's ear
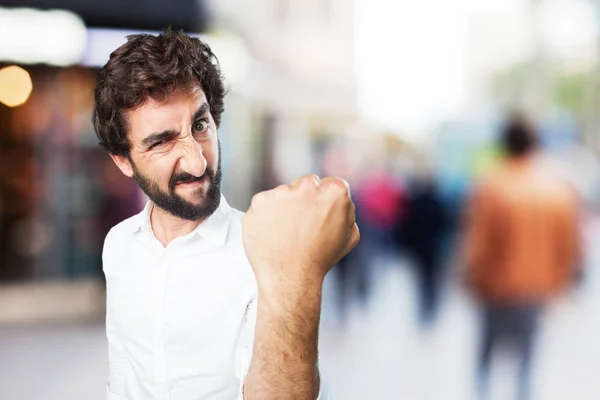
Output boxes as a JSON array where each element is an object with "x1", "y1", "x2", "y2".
[{"x1": 110, "y1": 154, "x2": 134, "y2": 178}]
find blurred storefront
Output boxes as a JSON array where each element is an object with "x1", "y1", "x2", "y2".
[
  {"x1": 0, "y1": 66, "x2": 119, "y2": 282},
  {"x1": 208, "y1": 0, "x2": 375, "y2": 186}
]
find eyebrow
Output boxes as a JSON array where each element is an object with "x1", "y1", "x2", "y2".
[
  {"x1": 192, "y1": 102, "x2": 210, "y2": 122},
  {"x1": 141, "y1": 129, "x2": 179, "y2": 147}
]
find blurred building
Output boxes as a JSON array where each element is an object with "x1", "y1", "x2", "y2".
[
  {"x1": 208, "y1": 0, "x2": 375, "y2": 189},
  {"x1": 0, "y1": 0, "x2": 208, "y2": 31}
]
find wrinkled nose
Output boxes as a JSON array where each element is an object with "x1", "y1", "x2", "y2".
[{"x1": 178, "y1": 135, "x2": 207, "y2": 178}]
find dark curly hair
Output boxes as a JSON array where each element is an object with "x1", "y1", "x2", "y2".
[{"x1": 92, "y1": 28, "x2": 226, "y2": 157}]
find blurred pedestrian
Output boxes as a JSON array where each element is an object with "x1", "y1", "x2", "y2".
[
  {"x1": 397, "y1": 176, "x2": 447, "y2": 328},
  {"x1": 462, "y1": 113, "x2": 581, "y2": 400},
  {"x1": 355, "y1": 167, "x2": 406, "y2": 257}
]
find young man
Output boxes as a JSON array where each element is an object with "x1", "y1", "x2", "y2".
[{"x1": 93, "y1": 28, "x2": 359, "y2": 400}]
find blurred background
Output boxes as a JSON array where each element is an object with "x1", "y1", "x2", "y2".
[{"x1": 2, "y1": 0, "x2": 600, "y2": 399}]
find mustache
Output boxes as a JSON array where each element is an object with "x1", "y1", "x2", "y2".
[{"x1": 169, "y1": 169, "x2": 212, "y2": 191}]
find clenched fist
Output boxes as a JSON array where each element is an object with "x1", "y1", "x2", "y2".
[{"x1": 242, "y1": 174, "x2": 360, "y2": 293}]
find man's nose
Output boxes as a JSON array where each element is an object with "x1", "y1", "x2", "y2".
[{"x1": 178, "y1": 135, "x2": 207, "y2": 178}]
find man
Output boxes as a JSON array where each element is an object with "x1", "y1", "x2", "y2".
[
  {"x1": 463, "y1": 114, "x2": 580, "y2": 400},
  {"x1": 93, "y1": 28, "x2": 359, "y2": 400}
]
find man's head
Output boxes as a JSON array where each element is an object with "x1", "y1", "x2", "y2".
[
  {"x1": 93, "y1": 28, "x2": 226, "y2": 221},
  {"x1": 500, "y1": 113, "x2": 538, "y2": 158}
]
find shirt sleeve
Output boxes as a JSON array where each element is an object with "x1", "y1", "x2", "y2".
[
  {"x1": 106, "y1": 300, "x2": 128, "y2": 399},
  {"x1": 234, "y1": 295, "x2": 330, "y2": 400},
  {"x1": 104, "y1": 232, "x2": 129, "y2": 399}
]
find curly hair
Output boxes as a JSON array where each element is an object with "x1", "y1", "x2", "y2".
[{"x1": 92, "y1": 28, "x2": 226, "y2": 157}]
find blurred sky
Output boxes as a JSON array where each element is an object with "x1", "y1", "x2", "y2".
[
  {"x1": 355, "y1": 0, "x2": 599, "y2": 138},
  {"x1": 355, "y1": 0, "x2": 469, "y2": 136}
]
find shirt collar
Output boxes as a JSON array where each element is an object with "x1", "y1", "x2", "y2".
[{"x1": 131, "y1": 194, "x2": 233, "y2": 247}]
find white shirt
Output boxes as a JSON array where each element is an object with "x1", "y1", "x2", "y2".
[{"x1": 103, "y1": 195, "x2": 326, "y2": 400}]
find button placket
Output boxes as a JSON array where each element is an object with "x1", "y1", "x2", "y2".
[{"x1": 152, "y1": 246, "x2": 172, "y2": 395}]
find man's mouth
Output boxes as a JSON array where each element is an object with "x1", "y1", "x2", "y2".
[{"x1": 176, "y1": 175, "x2": 208, "y2": 186}]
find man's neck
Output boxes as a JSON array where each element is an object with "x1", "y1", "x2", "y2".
[{"x1": 150, "y1": 204, "x2": 204, "y2": 247}]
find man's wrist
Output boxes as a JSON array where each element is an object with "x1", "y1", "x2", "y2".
[{"x1": 256, "y1": 276, "x2": 324, "y2": 317}]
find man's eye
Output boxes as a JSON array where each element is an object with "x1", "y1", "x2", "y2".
[
  {"x1": 193, "y1": 119, "x2": 209, "y2": 133},
  {"x1": 150, "y1": 140, "x2": 166, "y2": 150}
]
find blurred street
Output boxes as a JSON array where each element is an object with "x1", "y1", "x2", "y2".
[
  {"x1": 2, "y1": 216, "x2": 599, "y2": 400},
  {"x1": 2, "y1": 1, "x2": 600, "y2": 399}
]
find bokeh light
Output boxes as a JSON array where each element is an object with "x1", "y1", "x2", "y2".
[
  {"x1": 0, "y1": 7, "x2": 88, "y2": 66},
  {"x1": 0, "y1": 65, "x2": 33, "y2": 107}
]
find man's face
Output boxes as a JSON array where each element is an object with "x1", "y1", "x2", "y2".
[{"x1": 112, "y1": 88, "x2": 222, "y2": 221}]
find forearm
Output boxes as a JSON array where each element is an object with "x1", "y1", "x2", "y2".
[
  {"x1": 240, "y1": 174, "x2": 357, "y2": 399},
  {"x1": 243, "y1": 283, "x2": 323, "y2": 400}
]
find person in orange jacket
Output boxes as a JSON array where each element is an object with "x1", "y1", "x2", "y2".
[{"x1": 462, "y1": 113, "x2": 581, "y2": 400}]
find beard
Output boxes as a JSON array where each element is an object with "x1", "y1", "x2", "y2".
[{"x1": 130, "y1": 150, "x2": 222, "y2": 221}]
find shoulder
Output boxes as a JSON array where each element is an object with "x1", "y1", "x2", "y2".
[
  {"x1": 102, "y1": 212, "x2": 142, "y2": 269},
  {"x1": 103, "y1": 214, "x2": 139, "y2": 248}
]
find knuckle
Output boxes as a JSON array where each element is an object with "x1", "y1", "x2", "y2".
[
  {"x1": 251, "y1": 191, "x2": 268, "y2": 207},
  {"x1": 274, "y1": 184, "x2": 289, "y2": 192},
  {"x1": 274, "y1": 184, "x2": 291, "y2": 198},
  {"x1": 309, "y1": 174, "x2": 321, "y2": 188},
  {"x1": 330, "y1": 180, "x2": 347, "y2": 192},
  {"x1": 322, "y1": 178, "x2": 348, "y2": 196},
  {"x1": 302, "y1": 174, "x2": 319, "y2": 184},
  {"x1": 297, "y1": 175, "x2": 319, "y2": 192}
]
